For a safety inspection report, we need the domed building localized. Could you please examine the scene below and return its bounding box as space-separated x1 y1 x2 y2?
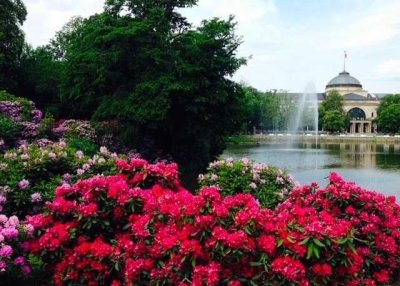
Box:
320 69 380 133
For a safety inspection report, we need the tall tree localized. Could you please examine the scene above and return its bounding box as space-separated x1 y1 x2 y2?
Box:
377 94 400 134
321 90 344 111
61 1 246 172
105 0 197 29
320 90 348 133
49 16 85 61
18 45 63 115
0 0 27 93
322 110 346 133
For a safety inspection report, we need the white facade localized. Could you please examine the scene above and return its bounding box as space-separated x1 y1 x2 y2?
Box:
324 70 380 134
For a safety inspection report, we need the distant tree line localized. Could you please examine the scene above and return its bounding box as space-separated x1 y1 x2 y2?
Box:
239 86 297 133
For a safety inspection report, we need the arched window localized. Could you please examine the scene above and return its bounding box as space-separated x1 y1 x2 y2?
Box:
348 108 366 120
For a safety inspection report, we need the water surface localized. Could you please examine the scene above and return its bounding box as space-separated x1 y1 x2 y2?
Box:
223 142 400 198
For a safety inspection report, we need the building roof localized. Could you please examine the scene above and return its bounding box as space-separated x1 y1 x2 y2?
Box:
326 71 362 88
343 93 368 100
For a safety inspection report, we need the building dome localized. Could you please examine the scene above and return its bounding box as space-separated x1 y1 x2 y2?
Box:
326 71 362 88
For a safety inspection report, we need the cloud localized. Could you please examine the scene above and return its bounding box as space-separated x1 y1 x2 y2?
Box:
329 1 400 49
185 0 277 25
377 60 400 77
183 0 280 49
20 0 400 93
23 0 103 47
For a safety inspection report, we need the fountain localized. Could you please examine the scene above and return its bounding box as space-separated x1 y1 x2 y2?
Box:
288 82 319 146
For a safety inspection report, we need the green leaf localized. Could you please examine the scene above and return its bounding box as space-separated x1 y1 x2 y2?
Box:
348 242 356 253
299 237 309 245
307 245 313 260
250 262 263 266
313 238 325 247
313 245 320 259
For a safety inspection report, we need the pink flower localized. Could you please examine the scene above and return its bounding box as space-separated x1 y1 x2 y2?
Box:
76 150 84 159
0 245 13 258
18 179 30 189
8 216 19 227
31 193 42 203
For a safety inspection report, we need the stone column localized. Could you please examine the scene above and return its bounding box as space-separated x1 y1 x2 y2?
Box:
360 123 364 133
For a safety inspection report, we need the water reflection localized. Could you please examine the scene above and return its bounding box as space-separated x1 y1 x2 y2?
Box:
267 142 400 171
223 142 400 197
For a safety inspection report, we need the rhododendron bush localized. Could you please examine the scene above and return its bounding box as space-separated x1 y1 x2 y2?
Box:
0 214 34 281
0 91 43 147
272 173 400 285
0 141 121 217
24 159 400 286
198 158 294 208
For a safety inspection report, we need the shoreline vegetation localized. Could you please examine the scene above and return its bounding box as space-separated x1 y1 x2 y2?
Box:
226 134 400 146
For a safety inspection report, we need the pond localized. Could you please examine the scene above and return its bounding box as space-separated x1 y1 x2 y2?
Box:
223 142 400 198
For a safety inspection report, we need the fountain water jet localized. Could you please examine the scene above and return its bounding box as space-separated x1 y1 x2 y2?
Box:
288 82 319 146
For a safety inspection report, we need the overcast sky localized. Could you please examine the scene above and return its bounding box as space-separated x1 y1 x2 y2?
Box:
22 0 400 93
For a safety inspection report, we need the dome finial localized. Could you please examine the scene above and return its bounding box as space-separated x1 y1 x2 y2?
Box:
343 50 348 71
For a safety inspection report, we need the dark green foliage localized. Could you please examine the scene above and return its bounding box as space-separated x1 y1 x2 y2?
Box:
37 116 55 138
49 16 85 61
322 110 347 133
377 94 400 134
0 90 35 121
320 90 348 133
0 114 21 141
105 0 197 29
198 158 294 209
66 136 99 156
60 2 246 172
240 87 298 132
377 94 400 116
241 86 276 132
0 141 119 218
0 0 27 94
321 90 344 111
18 45 63 114
1 0 247 174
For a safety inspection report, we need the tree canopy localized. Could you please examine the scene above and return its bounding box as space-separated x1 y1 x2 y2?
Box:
57 1 246 172
0 0 248 174
377 94 400 134
0 0 27 93
320 90 348 133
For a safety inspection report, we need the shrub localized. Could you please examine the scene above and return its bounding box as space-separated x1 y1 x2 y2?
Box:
37 116 55 139
0 91 40 123
0 91 43 146
0 114 21 142
0 140 120 217
26 164 400 286
271 173 400 285
66 136 99 156
0 214 33 280
53 120 96 141
52 119 130 155
198 157 294 208
27 159 271 286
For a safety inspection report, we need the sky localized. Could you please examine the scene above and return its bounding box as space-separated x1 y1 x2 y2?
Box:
22 0 400 93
